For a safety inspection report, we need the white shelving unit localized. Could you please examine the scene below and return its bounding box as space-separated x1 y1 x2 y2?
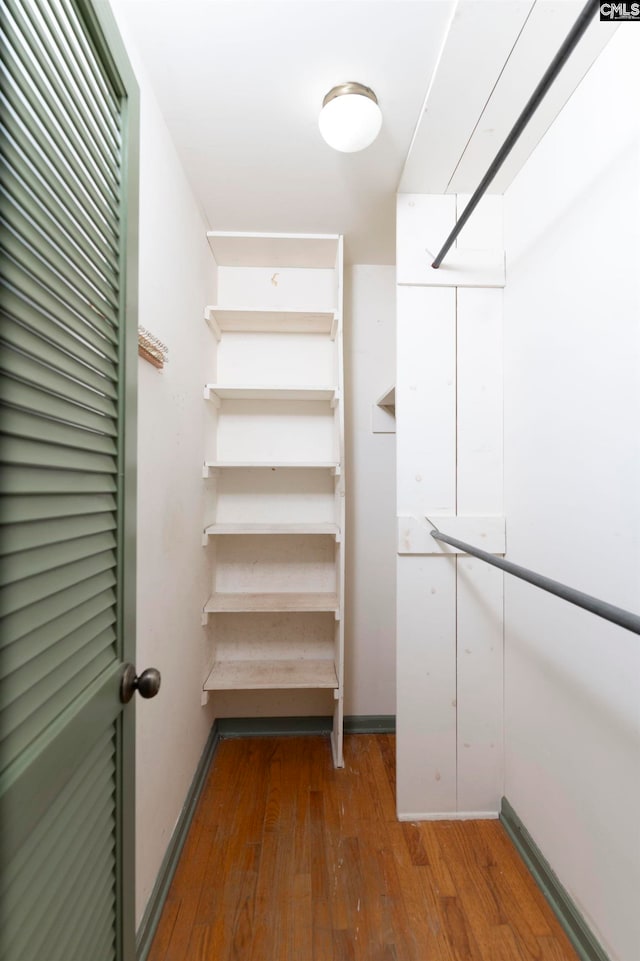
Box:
201 231 345 767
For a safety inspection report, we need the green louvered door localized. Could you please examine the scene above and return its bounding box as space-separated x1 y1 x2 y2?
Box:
0 0 139 959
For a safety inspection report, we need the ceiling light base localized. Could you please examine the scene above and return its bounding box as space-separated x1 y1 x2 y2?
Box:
319 82 382 153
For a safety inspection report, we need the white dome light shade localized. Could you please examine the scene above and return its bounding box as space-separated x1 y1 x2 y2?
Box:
319 83 382 153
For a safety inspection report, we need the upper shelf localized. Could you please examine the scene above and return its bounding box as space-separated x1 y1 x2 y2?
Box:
203 461 341 475
204 385 339 403
204 307 338 339
206 232 340 269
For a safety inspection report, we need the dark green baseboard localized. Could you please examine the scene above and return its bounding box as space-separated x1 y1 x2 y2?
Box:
136 715 395 958
136 721 220 961
345 714 396 734
217 714 396 737
500 797 610 961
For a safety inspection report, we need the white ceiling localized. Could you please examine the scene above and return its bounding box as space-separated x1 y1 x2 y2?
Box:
112 0 616 264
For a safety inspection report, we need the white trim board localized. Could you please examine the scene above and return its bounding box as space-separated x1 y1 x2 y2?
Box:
397 515 505 555
398 249 505 288
397 811 500 822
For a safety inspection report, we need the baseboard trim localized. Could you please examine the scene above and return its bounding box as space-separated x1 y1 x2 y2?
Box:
500 797 610 961
397 810 499 822
345 714 396 734
217 715 332 737
217 714 396 737
136 721 220 961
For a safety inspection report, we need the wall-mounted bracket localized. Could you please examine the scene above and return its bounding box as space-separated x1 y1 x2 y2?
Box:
373 384 396 433
204 306 222 341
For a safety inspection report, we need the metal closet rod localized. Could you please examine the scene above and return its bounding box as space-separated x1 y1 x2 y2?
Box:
431 0 600 269
430 528 640 637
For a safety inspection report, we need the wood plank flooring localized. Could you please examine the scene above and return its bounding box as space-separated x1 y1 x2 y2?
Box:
148 734 579 961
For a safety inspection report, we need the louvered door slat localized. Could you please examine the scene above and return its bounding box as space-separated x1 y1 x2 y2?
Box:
1 275 119 365
7 0 120 181
1 286 118 383
0 464 117 495
0 121 120 277
3 1 120 197
3 763 114 943
0 512 116 553
2 182 119 320
2 406 117 456
5 530 116 584
3 735 117 961
1 491 116 525
0 378 118 436
0 322 117 406
0 51 120 235
1 434 117 473
63 875 117 961
31 0 120 152
51 843 117 960
37 0 121 140
1 548 116 616
1 730 112 896
3 155 119 306
1 569 116 650
2 589 116 676
0 16 120 227
0 339 118 414
1 192 119 331
84 904 117 961
0 0 137 955
5 611 115 700
3 233 119 342
2 638 115 767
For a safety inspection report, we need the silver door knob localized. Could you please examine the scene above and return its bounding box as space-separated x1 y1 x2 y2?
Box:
120 664 161 703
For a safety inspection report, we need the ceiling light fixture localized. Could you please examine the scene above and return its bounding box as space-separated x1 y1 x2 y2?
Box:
319 82 382 153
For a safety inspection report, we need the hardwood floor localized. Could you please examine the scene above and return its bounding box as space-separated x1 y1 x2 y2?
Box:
148 734 579 961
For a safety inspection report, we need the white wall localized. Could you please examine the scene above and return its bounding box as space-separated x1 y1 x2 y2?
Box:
503 28 640 961
111 4 399 930
344 266 397 716
109 1 216 928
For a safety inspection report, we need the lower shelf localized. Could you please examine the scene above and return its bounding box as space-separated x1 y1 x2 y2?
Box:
203 522 340 538
204 592 339 613
204 658 339 691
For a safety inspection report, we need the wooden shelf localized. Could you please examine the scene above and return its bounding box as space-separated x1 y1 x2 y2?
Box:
204 591 339 614
204 461 340 472
204 306 337 338
204 658 338 691
204 384 339 402
204 522 340 538
206 232 339 269
201 230 345 765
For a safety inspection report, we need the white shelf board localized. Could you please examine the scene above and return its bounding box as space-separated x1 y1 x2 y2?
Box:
204 591 339 613
204 384 338 402
204 461 340 472
204 522 340 537
206 232 340 269
204 658 338 691
204 306 337 337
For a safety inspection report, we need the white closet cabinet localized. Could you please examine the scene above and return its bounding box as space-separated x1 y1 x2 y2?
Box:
201 232 345 767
